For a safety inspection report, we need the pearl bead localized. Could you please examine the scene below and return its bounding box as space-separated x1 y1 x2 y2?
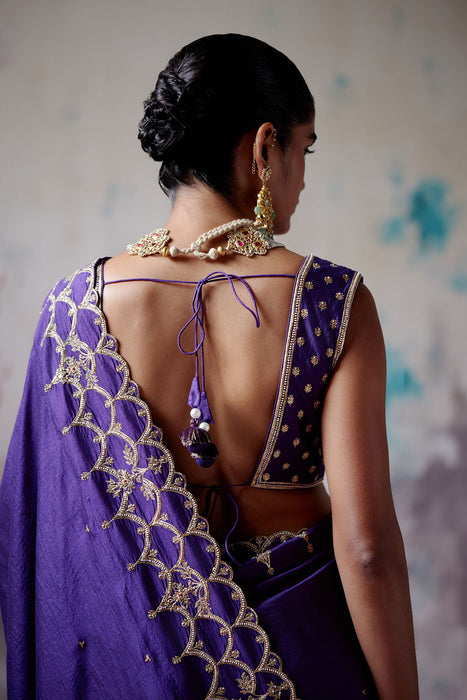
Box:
190 408 201 419
208 248 218 260
169 246 179 256
199 421 210 432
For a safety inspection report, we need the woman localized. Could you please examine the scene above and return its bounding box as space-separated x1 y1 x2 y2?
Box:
0 34 418 699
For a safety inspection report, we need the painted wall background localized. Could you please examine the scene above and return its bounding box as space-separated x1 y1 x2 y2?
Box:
0 0 466 697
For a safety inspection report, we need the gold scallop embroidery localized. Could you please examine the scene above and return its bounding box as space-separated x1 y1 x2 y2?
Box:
311 355 319 366
45 263 297 697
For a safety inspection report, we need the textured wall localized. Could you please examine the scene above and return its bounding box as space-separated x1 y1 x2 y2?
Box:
1 1 466 698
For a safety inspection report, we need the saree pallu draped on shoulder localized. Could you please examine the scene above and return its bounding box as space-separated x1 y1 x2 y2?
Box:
0 262 377 699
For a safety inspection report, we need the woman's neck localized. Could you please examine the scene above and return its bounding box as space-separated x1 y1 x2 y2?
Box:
165 183 252 249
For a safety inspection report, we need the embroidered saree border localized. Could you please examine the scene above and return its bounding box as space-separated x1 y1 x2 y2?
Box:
249 255 314 489
42 262 298 700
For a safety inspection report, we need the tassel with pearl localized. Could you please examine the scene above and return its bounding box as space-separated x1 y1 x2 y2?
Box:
179 407 219 468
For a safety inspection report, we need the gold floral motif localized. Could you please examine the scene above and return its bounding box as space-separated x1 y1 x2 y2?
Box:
330 319 338 330
297 409 304 419
296 336 305 347
335 292 344 301
281 424 289 433
311 355 319 366
314 327 322 337
324 276 333 285
305 424 312 432
343 273 350 282
281 463 290 470
292 366 300 377
292 438 300 447
302 452 310 460
305 281 313 290
318 301 327 311
273 450 281 459
291 475 299 483
287 395 294 405
304 384 312 393
300 308 308 319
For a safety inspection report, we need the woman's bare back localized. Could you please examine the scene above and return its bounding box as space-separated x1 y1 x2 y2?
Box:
102 247 331 541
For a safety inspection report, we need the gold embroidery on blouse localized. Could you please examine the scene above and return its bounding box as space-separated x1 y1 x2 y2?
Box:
296 336 305 347
292 366 300 377
318 301 327 310
43 263 297 700
287 395 294 405
330 319 338 329
304 384 312 393
305 281 313 290
324 276 333 285
335 292 344 301
292 438 300 447
250 256 313 490
332 271 362 369
325 348 333 358
314 327 322 337
297 409 304 419
273 450 281 458
311 355 319 366
300 308 308 319
343 273 350 282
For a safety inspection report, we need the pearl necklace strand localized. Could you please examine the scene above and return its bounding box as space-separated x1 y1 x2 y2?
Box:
169 218 253 260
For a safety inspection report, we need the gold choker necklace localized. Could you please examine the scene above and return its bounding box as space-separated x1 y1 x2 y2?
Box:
127 218 284 260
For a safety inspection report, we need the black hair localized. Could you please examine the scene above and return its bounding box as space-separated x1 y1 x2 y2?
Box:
138 34 314 198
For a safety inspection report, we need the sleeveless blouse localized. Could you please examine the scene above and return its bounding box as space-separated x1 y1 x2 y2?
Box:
101 254 362 490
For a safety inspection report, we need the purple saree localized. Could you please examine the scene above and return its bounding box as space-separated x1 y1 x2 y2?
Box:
0 259 377 699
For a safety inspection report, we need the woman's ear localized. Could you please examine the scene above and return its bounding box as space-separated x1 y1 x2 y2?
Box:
252 122 277 177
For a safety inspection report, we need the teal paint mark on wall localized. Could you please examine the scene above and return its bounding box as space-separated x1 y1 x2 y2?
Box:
334 74 349 90
450 272 467 294
386 347 423 407
408 180 457 254
380 178 458 255
381 216 406 243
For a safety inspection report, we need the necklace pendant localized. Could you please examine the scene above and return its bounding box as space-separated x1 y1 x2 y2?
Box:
226 227 275 257
127 228 170 257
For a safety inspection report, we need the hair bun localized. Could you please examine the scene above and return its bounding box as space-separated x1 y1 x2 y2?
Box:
138 68 187 161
